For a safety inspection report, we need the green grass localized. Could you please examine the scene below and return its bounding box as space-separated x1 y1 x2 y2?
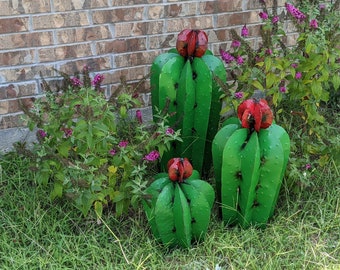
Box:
1 152 339 270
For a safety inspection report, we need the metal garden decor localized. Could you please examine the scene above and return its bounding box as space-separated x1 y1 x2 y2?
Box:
212 98 290 228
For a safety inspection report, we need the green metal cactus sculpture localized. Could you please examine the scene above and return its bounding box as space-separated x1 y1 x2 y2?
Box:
142 158 215 248
212 98 290 228
150 29 227 174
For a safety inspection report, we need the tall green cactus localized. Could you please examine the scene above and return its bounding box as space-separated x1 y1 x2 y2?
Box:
142 158 215 248
212 98 290 228
150 29 226 174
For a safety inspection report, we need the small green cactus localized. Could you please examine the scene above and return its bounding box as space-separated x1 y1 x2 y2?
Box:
142 158 215 248
212 98 290 228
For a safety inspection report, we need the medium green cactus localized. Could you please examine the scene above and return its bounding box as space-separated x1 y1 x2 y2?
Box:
212 98 290 228
150 29 226 174
142 158 215 248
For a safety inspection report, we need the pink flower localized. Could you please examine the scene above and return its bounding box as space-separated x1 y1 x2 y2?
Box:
92 74 104 86
295 72 302 79
118 141 128 148
319 4 326 10
136 110 142 124
291 63 298 68
63 128 73 138
234 92 244 99
285 3 306 23
279 86 287 93
241 25 249 37
144 150 160 162
231 40 241 48
220 48 235 64
272 16 279 24
165 127 175 135
70 77 82 87
259 12 268 20
305 163 312 170
109 149 116 156
236 55 244 65
309 19 318 29
38 129 47 138
265 48 273 55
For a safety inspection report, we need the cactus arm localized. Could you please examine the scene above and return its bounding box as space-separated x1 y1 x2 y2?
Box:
154 182 177 246
150 52 180 116
238 131 261 228
173 183 192 248
176 60 196 158
220 128 249 225
201 54 227 174
184 179 215 209
142 176 172 239
191 57 213 172
212 124 240 203
266 124 290 218
180 182 212 240
251 126 285 227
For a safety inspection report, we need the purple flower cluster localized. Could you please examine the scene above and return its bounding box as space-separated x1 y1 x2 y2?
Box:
259 11 268 20
71 77 82 87
241 25 249 37
234 92 244 99
136 110 142 124
92 74 104 86
144 150 160 162
118 141 128 148
165 127 175 135
285 3 306 23
309 19 318 29
220 48 235 64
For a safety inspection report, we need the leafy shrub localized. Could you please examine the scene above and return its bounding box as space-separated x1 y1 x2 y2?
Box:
22 67 181 217
219 0 340 164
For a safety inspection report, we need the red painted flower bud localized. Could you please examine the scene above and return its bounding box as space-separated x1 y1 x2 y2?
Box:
167 158 193 182
237 98 273 132
176 29 208 58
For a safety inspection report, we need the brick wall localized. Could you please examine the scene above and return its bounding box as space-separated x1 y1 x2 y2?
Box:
0 0 287 131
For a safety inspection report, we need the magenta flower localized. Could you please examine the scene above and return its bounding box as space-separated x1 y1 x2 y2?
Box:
38 129 47 138
309 19 318 29
118 141 128 148
231 40 241 48
272 16 279 24
109 149 116 156
136 110 142 124
305 163 312 170
92 74 104 86
319 4 326 10
165 127 175 135
265 48 273 55
259 12 268 20
220 48 235 64
70 77 82 87
144 150 160 162
234 91 244 99
291 63 298 68
236 55 244 65
285 3 306 23
279 86 287 93
295 72 302 79
241 25 249 37
63 128 73 138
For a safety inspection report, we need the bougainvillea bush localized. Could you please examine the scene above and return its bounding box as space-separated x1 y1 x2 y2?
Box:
219 0 339 164
23 67 181 217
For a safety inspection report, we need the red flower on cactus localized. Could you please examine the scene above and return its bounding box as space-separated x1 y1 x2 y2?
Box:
167 158 193 182
237 98 273 132
176 29 208 58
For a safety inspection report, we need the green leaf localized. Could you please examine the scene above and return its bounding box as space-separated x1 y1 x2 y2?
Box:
57 141 71 158
266 73 278 89
252 80 264 90
94 201 103 217
311 82 322 100
50 182 63 200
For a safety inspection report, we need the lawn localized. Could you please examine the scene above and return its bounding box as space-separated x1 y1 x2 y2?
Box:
0 151 339 270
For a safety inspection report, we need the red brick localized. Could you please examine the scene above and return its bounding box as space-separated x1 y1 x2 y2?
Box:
149 34 176 50
57 57 112 76
92 7 144 24
112 0 162 5
57 26 111 44
54 0 110 11
0 17 29 34
97 38 147 54
167 15 214 32
114 51 159 68
0 0 51 16
32 12 89 30
114 22 164 37
0 65 55 83
216 11 261 28
0 32 53 50
38 44 93 62
0 50 35 66
0 114 27 129
199 0 243 14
